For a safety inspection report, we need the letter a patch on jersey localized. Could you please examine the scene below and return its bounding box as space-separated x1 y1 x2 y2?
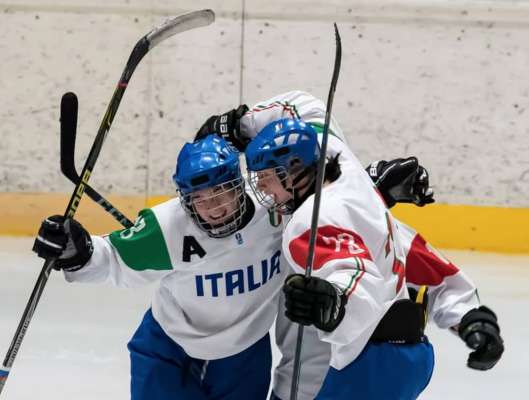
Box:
182 235 206 262
289 225 372 271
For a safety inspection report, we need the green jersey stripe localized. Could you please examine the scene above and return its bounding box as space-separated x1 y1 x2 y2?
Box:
109 208 173 271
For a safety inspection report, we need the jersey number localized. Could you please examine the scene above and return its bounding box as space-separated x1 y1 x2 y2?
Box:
321 233 365 255
120 216 146 239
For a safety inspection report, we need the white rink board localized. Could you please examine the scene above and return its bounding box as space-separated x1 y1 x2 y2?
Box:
0 237 527 399
1 1 529 207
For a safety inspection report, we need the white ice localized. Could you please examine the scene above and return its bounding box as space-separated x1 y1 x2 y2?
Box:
1 237 528 399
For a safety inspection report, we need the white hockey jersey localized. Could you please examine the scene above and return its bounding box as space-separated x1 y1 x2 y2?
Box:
242 90 408 370
240 91 344 143
241 91 479 399
64 192 288 360
272 220 480 400
283 141 407 370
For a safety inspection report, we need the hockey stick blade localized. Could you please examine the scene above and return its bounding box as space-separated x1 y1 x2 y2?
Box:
0 11 214 395
290 24 342 400
122 10 215 82
147 9 215 49
60 92 79 181
59 92 134 228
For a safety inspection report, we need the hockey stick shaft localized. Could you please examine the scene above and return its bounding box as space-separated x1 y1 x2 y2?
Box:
84 186 134 228
289 23 342 400
0 10 214 395
60 93 134 228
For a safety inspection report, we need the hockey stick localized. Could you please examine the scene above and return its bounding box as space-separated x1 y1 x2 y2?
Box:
60 92 134 229
0 10 215 395
289 23 342 400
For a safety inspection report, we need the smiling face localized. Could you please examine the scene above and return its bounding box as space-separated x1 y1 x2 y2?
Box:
190 181 241 227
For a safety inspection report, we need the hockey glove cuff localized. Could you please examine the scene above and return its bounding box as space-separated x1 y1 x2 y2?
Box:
458 305 504 370
366 157 435 208
283 274 347 332
194 105 250 151
33 215 93 272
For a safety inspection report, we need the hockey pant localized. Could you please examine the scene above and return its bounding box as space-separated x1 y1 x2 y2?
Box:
270 339 434 400
316 339 434 399
128 309 272 400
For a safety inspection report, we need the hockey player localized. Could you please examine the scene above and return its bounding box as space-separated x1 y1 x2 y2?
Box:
195 90 502 399
269 159 504 400
270 211 505 400
241 92 504 399
33 134 287 400
32 103 434 399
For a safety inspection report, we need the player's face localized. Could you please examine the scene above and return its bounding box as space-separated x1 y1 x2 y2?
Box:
191 183 239 226
254 167 293 206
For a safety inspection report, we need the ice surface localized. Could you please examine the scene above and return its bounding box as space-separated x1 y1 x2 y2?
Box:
1 237 527 399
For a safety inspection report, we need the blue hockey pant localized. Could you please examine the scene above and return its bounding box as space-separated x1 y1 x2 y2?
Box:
271 339 434 400
128 309 272 400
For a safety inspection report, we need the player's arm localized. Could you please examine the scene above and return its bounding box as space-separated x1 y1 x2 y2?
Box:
33 209 174 288
401 222 504 370
196 98 435 209
283 255 397 347
194 91 334 150
282 216 400 347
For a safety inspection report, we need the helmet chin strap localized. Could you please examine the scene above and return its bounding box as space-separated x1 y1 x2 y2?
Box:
282 164 317 214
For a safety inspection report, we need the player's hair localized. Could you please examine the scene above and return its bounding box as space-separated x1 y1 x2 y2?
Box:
324 153 342 183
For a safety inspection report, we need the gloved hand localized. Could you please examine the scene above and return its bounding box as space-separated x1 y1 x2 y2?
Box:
32 215 93 271
458 306 504 370
194 104 249 151
283 274 347 332
366 156 434 208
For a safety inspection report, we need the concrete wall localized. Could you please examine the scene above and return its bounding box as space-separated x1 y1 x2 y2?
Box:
2 0 529 207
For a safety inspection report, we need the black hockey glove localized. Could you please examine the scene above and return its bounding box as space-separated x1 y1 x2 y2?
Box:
32 215 93 272
458 306 504 370
283 274 347 332
366 156 434 208
194 104 250 151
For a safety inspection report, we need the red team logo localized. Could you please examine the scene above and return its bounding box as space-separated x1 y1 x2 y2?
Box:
289 225 373 271
405 234 459 286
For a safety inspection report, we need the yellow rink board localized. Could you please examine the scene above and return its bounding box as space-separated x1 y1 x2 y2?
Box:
1 193 528 254
391 203 529 254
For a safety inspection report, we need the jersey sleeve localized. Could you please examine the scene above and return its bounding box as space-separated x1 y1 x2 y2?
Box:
240 90 346 142
64 208 175 288
284 201 405 348
397 221 479 329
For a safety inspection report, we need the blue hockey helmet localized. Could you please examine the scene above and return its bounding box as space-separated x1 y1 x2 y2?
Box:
174 134 241 195
244 118 320 214
173 135 246 238
245 118 320 172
